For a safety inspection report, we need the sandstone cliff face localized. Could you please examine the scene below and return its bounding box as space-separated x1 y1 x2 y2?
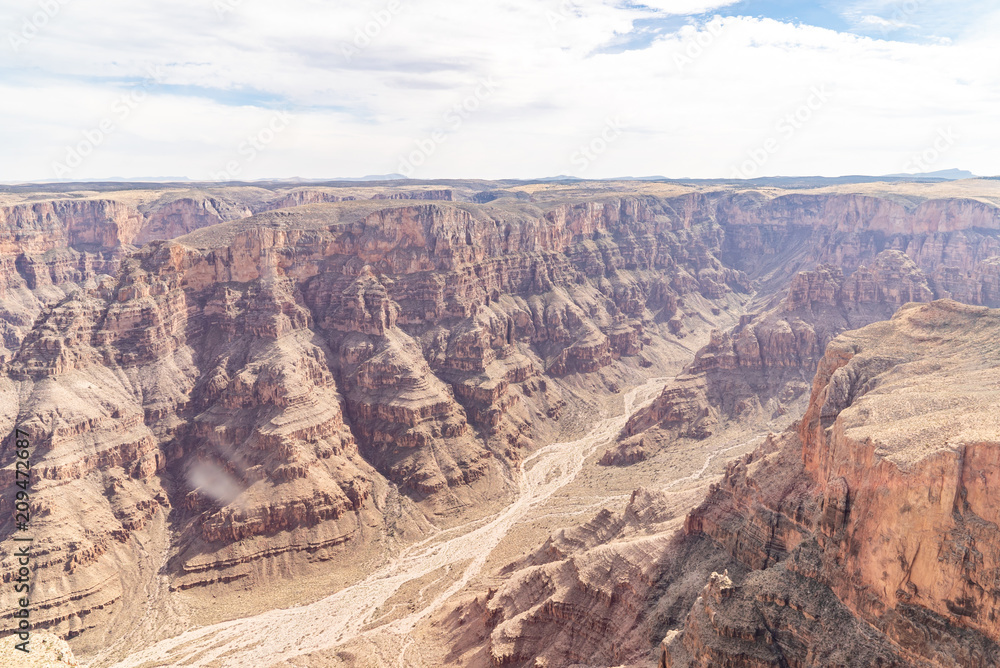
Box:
330 268 492 496
134 196 255 244
614 194 1000 456
622 250 938 455
663 300 1000 667
262 189 357 211
5 186 1000 659
258 187 451 213
0 199 141 361
166 274 384 591
435 488 704 667
715 193 1000 280
0 199 144 251
371 189 454 201
0 190 467 364
6 189 998 370
0 195 748 644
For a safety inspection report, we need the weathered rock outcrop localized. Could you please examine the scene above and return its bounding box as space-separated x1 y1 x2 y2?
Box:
715 193 1000 282
0 631 80 666
0 199 144 250
6 184 1000 661
330 267 492 496
135 196 255 244
167 274 384 591
621 250 942 454
662 300 1000 667
0 190 476 363
0 195 747 646
371 189 454 201
436 488 698 667
471 190 532 204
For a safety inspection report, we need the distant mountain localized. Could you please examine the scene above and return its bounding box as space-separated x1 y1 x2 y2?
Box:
2 176 195 184
2 174 411 186
332 174 409 182
262 174 410 183
527 172 980 186
666 172 980 189
532 175 585 182
882 168 977 180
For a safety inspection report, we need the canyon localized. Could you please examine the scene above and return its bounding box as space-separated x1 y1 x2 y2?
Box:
1 178 999 666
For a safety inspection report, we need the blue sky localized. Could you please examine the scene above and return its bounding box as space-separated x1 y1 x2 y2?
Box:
729 0 994 42
1 0 998 181
717 1 850 30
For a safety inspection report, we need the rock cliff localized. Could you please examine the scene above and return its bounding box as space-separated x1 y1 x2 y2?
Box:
4 183 1000 663
0 188 466 363
0 194 748 647
436 487 700 667
662 300 1000 667
621 228 1000 459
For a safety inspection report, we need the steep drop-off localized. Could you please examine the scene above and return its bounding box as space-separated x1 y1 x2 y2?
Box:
663 300 1000 667
4 183 1000 664
0 194 748 650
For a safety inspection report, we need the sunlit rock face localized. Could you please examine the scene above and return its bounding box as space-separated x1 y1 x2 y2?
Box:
4 182 1000 663
663 301 1000 667
0 192 752 643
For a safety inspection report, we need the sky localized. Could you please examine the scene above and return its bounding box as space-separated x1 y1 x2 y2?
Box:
1 0 998 182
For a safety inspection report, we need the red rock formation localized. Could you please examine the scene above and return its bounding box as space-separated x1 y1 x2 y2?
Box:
437 488 694 667
0 199 143 250
624 250 940 451
663 300 1000 667
6 185 1000 658
0 194 749 643
264 189 356 210
371 189 454 201
331 268 492 495
135 196 254 244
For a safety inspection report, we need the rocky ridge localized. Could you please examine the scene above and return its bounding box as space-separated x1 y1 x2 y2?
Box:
663 300 1000 667
622 250 937 445
0 187 455 362
436 299 1000 668
0 193 748 650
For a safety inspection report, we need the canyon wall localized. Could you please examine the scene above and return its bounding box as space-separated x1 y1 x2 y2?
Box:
0 195 748 645
0 188 458 363
3 185 1000 658
450 300 1000 668
623 191 1000 454
663 300 1000 667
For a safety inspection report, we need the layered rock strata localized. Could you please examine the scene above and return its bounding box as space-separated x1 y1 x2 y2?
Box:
436 488 702 667
0 195 747 643
621 250 942 455
0 189 461 361
662 300 1000 667
441 299 1000 668
5 185 1000 658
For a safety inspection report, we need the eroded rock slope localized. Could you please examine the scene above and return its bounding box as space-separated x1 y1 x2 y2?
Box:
663 300 1000 667
0 194 748 648
4 181 1000 664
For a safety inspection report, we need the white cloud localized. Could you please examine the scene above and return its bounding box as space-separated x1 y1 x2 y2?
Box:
856 14 916 30
1 1 999 180
629 0 740 15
